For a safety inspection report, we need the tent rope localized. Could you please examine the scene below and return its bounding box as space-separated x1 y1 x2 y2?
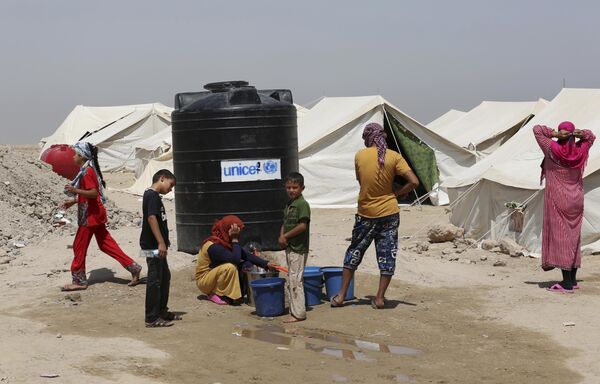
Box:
469 189 541 247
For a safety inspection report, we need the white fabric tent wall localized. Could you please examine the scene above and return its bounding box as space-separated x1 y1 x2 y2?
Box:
133 127 172 177
40 103 173 172
432 100 547 157
298 96 477 207
123 151 175 199
446 88 600 253
427 109 466 131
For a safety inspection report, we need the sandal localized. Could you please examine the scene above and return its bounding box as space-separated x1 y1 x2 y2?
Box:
145 318 174 328
208 294 228 305
161 311 183 321
546 283 574 294
127 263 142 286
371 298 385 309
330 294 344 308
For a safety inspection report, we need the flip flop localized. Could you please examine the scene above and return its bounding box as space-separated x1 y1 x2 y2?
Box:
546 283 574 293
573 284 580 290
330 294 344 308
208 294 228 305
371 298 385 309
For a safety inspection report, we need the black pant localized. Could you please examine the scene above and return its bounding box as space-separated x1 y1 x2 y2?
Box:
145 257 171 323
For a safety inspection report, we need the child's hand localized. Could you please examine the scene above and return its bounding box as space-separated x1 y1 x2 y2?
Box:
158 242 168 258
64 184 77 194
59 200 76 210
278 235 288 249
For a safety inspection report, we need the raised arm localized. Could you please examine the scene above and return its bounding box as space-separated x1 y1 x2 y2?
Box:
533 125 555 155
579 129 596 147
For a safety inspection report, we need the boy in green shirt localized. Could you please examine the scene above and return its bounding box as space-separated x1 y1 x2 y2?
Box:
279 172 311 323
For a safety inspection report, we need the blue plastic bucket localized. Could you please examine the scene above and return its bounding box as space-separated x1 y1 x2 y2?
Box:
322 267 354 301
250 277 285 317
303 270 324 306
304 266 322 273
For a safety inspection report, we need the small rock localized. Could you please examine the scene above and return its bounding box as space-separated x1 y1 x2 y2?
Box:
56 333 62 338
488 273 495 276
481 239 498 251
441 249 452 255
0 256 11 265
414 241 429 253
480 255 488 261
499 237 523 257
427 223 464 243
491 247 502 253
493 260 507 267
562 322 575 327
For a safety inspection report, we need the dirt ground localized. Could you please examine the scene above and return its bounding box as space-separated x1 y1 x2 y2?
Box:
1 147 600 383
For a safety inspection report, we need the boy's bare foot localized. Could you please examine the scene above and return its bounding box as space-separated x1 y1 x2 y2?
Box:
282 315 305 323
128 275 141 287
61 283 87 291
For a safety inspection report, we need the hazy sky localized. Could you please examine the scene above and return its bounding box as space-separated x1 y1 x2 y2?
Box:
2 0 600 144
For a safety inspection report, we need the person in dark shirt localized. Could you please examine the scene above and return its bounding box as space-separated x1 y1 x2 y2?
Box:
195 215 279 305
141 169 177 327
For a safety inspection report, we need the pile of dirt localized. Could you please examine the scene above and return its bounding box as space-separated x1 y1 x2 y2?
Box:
0 146 139 257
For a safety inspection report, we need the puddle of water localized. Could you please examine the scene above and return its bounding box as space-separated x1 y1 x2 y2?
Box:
233 323 422 364
306 343 376 362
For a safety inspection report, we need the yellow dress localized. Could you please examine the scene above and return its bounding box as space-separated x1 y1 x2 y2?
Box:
195 241 242 300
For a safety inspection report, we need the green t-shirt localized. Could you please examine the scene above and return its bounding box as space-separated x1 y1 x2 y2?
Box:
283 195 311 254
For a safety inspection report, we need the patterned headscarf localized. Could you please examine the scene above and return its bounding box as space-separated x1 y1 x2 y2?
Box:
362 122 388 168
66 142 107 204
202 215 245 250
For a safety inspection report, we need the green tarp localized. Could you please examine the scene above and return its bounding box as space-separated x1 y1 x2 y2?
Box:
385 114 439 193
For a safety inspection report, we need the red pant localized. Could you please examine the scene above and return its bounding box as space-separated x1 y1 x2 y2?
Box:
71 225 136 285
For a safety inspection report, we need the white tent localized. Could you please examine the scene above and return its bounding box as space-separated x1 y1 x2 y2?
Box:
298 96 476 207
124 150 175 199
132 127 172 177
40 103 173 172
431 100 548 157
427 109 466 131
445 88 600 254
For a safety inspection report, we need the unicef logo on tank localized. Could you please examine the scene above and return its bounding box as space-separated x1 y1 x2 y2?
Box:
221 158 281 182
263 160 278 175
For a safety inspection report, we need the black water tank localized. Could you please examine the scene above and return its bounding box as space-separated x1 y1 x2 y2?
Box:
171 81 298 254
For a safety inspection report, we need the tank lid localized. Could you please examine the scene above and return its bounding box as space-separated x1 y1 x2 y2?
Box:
204 81 250 92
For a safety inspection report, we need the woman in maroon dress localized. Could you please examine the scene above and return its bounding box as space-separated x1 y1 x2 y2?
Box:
533 121 595 293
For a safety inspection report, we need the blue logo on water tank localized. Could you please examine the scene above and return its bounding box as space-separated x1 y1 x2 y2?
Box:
264 160 278 174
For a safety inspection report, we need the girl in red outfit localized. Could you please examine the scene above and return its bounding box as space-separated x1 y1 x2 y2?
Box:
60 142 142 291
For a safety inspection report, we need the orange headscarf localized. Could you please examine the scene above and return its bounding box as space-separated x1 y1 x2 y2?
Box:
202 215 245 249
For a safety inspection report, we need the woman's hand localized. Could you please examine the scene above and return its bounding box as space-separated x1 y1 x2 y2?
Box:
572 129 583 139
228 223 241 241
267 261 280 270
554 130 571 140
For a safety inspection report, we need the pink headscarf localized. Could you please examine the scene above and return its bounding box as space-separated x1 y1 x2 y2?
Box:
550 121 589 169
